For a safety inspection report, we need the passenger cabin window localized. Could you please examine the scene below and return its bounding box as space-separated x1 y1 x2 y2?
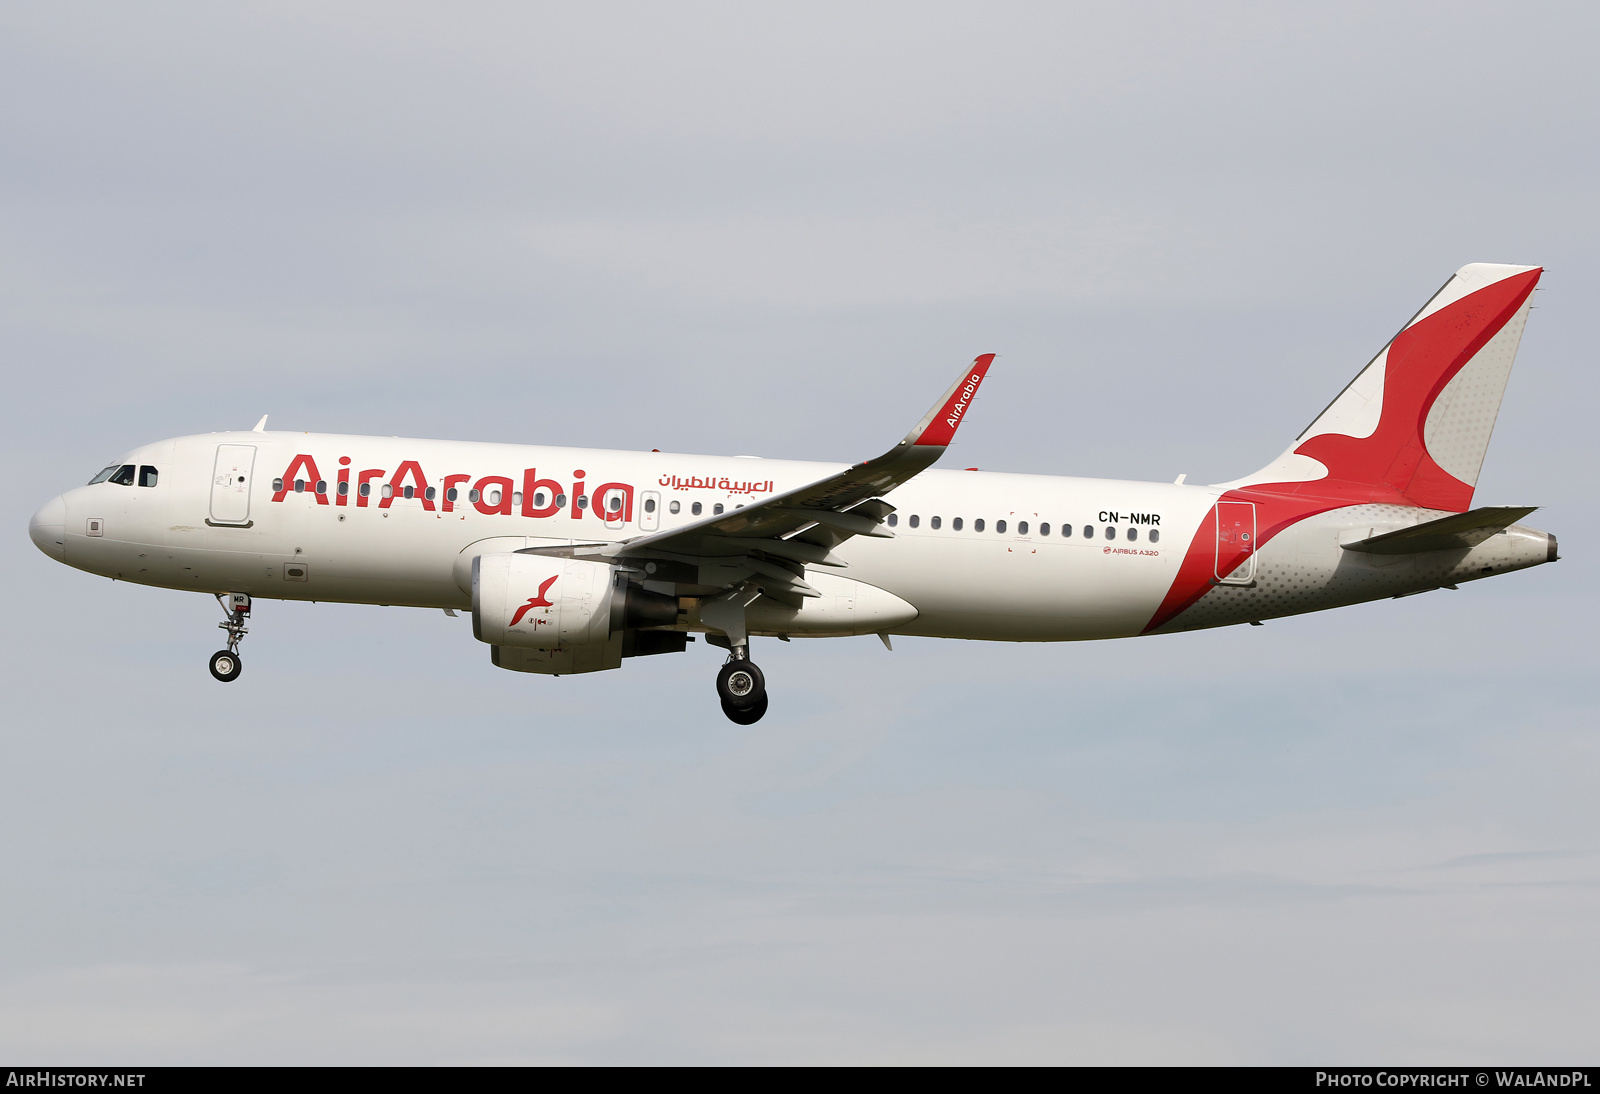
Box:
975 518 985 532
712 503 723 515
1149 529 1160 543
385 484 397 500
931 516 941 530
363 483 375 498
88 465 121 485
1040 523 1050 536
577 494 589 510
556 493 567 507
425 487 437 501
445 487 457 502
952 517 963 531
1105 526 1115 539
403 485 414 499
1062 523 1072 537
316 480 327 495
340 482 351 497
1017 521 1028 535
669 500 681 514
1082 525 1093 538
138 465 159 488
273 477 285 492
467 488 479 502
533 490 548 507
512 491 522 507
109 464 136 486
908 515 919 528
996 519 1007 534
643 498 657 513
692 502 702 516
886 513 898 527
1127 527 1138 541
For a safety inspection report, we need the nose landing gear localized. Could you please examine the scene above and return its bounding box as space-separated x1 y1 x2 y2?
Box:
209 592 249 682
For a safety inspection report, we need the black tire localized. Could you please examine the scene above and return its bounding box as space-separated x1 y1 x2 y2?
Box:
716 659 765 710
721 692 768 725
209 649 242 682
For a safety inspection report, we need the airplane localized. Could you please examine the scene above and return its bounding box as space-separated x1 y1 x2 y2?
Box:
27 262 1557 724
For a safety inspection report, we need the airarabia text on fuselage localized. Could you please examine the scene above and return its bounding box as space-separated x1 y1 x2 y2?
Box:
658 474 774 494
268 454 711 522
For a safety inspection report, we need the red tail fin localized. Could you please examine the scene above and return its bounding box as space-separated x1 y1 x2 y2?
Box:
1232 263 1541 511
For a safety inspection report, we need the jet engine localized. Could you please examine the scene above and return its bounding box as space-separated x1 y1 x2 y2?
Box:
472 552 678 651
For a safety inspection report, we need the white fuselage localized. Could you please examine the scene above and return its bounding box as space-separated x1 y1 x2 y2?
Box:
33 430 1554 643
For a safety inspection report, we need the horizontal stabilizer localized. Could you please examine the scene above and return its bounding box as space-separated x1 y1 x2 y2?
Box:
1341 505 1537 555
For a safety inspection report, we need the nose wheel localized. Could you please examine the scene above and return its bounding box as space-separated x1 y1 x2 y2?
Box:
210 592 250 683
209 649 242 682
716 656 767 724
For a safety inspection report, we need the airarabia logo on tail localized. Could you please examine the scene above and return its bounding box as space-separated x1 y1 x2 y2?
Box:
508 575 559 627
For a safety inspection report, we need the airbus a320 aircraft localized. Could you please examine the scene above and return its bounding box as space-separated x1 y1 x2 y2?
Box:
28 263 1556 723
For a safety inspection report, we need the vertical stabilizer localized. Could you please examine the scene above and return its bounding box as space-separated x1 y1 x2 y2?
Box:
1226 263 1541 511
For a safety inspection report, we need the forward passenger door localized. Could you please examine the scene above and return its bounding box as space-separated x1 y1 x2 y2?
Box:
209 445 256 526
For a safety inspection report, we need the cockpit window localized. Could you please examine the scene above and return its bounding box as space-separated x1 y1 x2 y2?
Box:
108 464 137 486
139 465 158 488
88 465 121 485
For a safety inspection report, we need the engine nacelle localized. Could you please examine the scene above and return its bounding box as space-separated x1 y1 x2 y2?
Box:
472 552 679 650
473 554 614 649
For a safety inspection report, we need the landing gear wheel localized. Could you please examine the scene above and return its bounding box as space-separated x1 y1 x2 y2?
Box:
721 692 768 725
209 649 242 682
716 659 766 710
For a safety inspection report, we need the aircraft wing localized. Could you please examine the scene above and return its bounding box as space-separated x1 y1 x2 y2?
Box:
529 354 993 604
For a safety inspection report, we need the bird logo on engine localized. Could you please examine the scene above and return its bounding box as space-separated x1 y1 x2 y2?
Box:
508 575 559 627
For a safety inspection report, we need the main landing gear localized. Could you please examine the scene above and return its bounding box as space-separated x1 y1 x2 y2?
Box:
209 592 250 683
717 653 768 725
701 587 768 724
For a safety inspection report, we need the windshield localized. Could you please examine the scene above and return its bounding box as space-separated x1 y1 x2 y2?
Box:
87 464 121 485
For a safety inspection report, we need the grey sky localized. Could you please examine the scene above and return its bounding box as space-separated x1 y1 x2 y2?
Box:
2 2 1596 1063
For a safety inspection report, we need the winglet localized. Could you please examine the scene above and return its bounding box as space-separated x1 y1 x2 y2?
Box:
252 414 269 432
904 354 994 447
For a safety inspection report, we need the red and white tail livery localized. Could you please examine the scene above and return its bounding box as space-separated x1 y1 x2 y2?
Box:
28 266 1556 722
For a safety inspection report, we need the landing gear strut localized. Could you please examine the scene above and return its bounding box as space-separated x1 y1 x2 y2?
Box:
209 592 249 682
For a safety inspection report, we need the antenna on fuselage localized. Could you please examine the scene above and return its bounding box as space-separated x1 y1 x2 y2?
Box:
252 415 268 432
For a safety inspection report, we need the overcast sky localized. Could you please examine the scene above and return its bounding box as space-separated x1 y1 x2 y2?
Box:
2 1 1597 1064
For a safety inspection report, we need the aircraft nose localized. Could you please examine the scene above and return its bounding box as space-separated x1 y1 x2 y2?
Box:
29 494 66 561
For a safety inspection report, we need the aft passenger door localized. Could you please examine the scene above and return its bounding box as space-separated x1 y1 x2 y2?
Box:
209 444 256 526
1214 500 1256 585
